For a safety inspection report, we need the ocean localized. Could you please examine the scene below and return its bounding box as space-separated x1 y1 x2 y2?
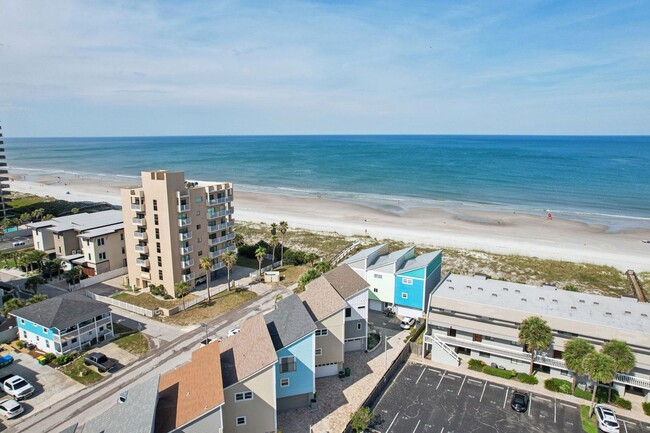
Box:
6 135 650 231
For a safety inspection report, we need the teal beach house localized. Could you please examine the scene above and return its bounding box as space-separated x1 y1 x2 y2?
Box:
393 250 443 318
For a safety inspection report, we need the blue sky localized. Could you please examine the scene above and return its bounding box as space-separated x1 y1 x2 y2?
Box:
1 0 649 136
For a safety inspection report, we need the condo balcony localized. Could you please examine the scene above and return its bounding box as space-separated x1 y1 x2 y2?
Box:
207 233 235 246
207 208 234 220
135 258 150 267
208 245 236 259
179 232 192 241
130 202 144 211
178 217 192 227
207 196 234 206
208 221 234 232
180 245 193 255
133 231 147 240
211 262 225 272
182 273 195 282
178 203 191 212
134 245 149 254
133 217 146 226
181 259 195 269
141 272 151 280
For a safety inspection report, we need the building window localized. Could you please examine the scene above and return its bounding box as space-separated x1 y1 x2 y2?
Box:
374 274 382 279
120 233 124 241
478 352 490 358
99 326 104 331
43 327 48 333
280 356 296 373
373 288 378 293
315 348 322 356
280 378 290 387
357 323 362 330
195 196 203 203
62 341 68 348
402 277 413 285
22 331 26 338
198 250 203 257
197 237 202 243
88 253 91 260
59 247 62 253
401 292 408 299
121 247 125 254
196 210 200 216
153 200 158 211
155 229 160 240
234 391 253 402
97 238 105 246
157 257 162 267
196 224 201 230
45 340 50 348
71 338 78 344
20 319 25 325
156 243 161 253
315 329 329 337
345 308 351 318
158 270 163 279
154 214 159 225
236 416 246 426
99 252 106 260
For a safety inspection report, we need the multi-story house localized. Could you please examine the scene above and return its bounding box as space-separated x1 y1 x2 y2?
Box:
220 314 278 433
423 273 650 401
264 295 317 411
29 210 126 276
11 292 114 354
121 170 235 297
344 244 442 318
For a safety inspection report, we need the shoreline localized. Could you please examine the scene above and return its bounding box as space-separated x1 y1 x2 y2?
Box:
6 170 650 272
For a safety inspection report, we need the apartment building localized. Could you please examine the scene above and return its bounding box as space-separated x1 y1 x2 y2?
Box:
423 274 650 400
29 210 125 276
0 124 9 219
121 170 235 297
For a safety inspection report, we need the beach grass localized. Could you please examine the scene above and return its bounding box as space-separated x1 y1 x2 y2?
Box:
111 292 190 310
113 332 149 357
161 288 257 326
7 192 115 218
60 357 104 386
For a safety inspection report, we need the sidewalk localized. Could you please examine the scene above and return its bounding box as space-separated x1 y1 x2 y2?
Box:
411 353 650 424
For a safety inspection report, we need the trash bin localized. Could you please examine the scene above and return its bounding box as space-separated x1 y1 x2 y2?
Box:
344 367 351 377
37 355 47 366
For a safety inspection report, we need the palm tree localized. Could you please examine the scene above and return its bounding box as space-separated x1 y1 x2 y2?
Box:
279 221 288 265
27 294 48 305
270 235 278 264
221 250 238 290
234 233 245 247
583 352 617 418
518 316 553 375
174 281 190 309
563 338 595 394
51 258 63 280
298 267 321 289
270 222 278 236
306 253 319 266
31 250 46 272
601 340 635 402
199 256 214 302
24 276 45 295
255 246 266 278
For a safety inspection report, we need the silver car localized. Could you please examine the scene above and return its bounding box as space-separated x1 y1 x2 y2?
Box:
594 404 620 433
399 317 416 330
0 398 24 419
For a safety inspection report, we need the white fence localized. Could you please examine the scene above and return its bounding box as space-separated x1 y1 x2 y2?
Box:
69 267 127 291
249 261 282 278
85 290 156 318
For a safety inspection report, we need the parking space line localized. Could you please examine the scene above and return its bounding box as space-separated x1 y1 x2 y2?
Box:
436 371 447 390
489 384 504 389
480 381 487 402
535 395 552 402
503 386 509 408
622 420 629 433
467 378 482 385
554 398 557 423
386 412 399 433
447 373 462 379
440 428 444 433
428 368 441 374
560 402 577 409
457 375 467 395
416 367 426 385
413 419 421 433
528 394 533 416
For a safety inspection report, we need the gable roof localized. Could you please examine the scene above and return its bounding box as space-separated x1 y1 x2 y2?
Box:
299 279 346 322
11 292 110 330
264 294 316 351
156 342 225 433
368 246 413 270
397 250 442 274
318 265 370 300
83 375 159 433
343 244 386 265
220 315 277 388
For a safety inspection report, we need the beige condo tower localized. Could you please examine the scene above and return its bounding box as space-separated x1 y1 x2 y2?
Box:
121 170 235 297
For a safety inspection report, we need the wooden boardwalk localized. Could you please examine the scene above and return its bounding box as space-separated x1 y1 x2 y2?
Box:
626 269 648 302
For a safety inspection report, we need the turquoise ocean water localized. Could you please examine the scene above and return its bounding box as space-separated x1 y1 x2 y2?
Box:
5 135 650 231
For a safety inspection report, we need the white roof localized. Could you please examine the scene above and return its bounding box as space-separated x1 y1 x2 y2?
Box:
78 223 124 239
28 210 123 234
344 244 387 265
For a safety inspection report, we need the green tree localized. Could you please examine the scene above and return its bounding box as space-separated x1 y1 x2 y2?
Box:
1 218 12 229
298 268 321 289
27 294 48 305
233 233 245 247
305 253 319 266
563 338 595 394
255 246 266 278
583 352 617 418
19 212 32 224
24 276 45 294
31 208 45 221
174 281 190 309
270 222 278 236
279 221 288 264
221 250 238 290
314 261 334 274
270 234 278 264
518 316 553 375
199 256 214 302
3 298 26 317
601 340 635 402
350 407 373 433
30 250 47 271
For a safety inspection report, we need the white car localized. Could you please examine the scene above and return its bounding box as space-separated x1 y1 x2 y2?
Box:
0 398 24 419
594 404 620 433
227 328 241 337
399 317 416 330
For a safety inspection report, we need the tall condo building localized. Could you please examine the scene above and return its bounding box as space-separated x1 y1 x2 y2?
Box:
0 124 9 219
121 170 235 297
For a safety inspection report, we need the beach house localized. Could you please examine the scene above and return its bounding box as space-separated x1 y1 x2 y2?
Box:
344 244 442 318
28 210 126 276
264 295 317 411
220 315 278 433
11 292 113 355
121 170 235 297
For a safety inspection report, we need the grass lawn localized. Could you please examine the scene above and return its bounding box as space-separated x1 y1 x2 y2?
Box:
162 289 257 326
112 322 134 335
7 192 115 218
60 357 104 386
580 405 598 433
276 265 308 286
113 332 150 357
237 255 271 270
112 292 191 310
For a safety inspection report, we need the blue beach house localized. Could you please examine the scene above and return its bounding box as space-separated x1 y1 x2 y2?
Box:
264 294 317 411
393 250 443 318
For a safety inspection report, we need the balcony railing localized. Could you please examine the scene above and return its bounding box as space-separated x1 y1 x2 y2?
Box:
180 245 193 255
135 258 150 267
134 245 148 254
208 233 235 246
133 231 147 240
182 273 195 282
179 232 192 241
130 203 144 211
178 204 191 212
209 245 236 259
207 196 233 206
132 217 146 226
208 221 234 233
211 262 225 271
207 208 234 220
178 218 192 227
181 259 194 269
141 272 151 280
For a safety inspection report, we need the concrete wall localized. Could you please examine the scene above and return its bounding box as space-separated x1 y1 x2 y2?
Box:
32 228 54 251
223 364 277 433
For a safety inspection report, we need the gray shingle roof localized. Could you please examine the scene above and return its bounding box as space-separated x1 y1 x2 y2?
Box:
11 292 110 330
397 251 442 274
343 244 387 265
264 294 316 351
368 246 413 270
318 265 369 300
299 279 346 322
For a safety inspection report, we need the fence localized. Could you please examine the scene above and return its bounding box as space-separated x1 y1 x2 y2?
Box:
85 290 156 318
161 291 210 316
249 261 282 278
69 267 127 291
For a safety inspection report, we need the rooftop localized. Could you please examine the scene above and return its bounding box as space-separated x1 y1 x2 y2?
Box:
156 342 225 433
300 278 347 322
28 210 123 234
77 222 124 239
82 375 159 433
220 314 277 388
318 264 370 299
343 244 387 265
397 250 442 274
11 292 110 330
265 294 317 351
368 246 413 270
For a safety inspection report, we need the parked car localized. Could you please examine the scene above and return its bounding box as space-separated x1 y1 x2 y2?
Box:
227 328 241 337
0 375 35 400
510 391 529 413
84 352 118 373
0 355 13 369
0 398 24 419
399 317 416 330
594 404 620 433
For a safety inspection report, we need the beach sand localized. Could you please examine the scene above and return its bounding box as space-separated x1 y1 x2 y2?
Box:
7 171 650 272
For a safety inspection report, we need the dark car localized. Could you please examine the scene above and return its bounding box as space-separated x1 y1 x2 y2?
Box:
84 352 118 373
510 391 529 413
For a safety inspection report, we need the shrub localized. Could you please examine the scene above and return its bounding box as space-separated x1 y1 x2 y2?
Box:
43 353 56 363
482 365 517 379
283 249 308 266
468 359 485 372
612 396 632 410
516 373 539 385
54 354 73 366
642 402 650 416
350 407 373 433
544 378 572 394
15 340 25 349
149 284 167 297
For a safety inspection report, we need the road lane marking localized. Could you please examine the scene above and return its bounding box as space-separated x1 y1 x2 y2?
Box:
480 381 487 402
436 371 447 390
458 376 467 395
503 386 509 408
440 428 444 433
416 367 426 385
413 419 421 433
386 412 400 433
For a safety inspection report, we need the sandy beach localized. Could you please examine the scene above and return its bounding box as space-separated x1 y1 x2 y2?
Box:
7 170 650 272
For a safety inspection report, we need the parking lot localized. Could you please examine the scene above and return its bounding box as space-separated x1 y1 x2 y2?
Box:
373 363 650 433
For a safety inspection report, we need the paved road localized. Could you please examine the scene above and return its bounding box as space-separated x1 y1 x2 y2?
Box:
9 284 291 433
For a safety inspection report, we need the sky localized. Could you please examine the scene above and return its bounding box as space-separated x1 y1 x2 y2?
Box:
1 0 650 137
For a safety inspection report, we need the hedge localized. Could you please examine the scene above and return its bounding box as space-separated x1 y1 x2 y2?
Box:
544 378 572 394
612 396 632 410
545 378 629 408
643 402 650 417
516 373 539 385
468 359 485 372
482 365 517 379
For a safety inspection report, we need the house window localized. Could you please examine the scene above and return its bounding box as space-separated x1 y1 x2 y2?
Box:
120 233 124 241
234 391 253 402
357 323 362 330
373 288 378 293
97 238 105 246
401 292 408 299
20 319 25 326
345 308 351 318
315 329 329 337
402 277 413 285
99 252 106 260
236 416 246 426
43 327 48 333
280 356 296 373
374 274 382 279
153 200 158 211
88 253 91 260
45 340 50 348
280 378 290 387
315 348 322 356
22 331 27 338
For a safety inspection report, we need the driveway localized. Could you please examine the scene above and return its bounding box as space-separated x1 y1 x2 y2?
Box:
369 310 408 339
111 309 188 349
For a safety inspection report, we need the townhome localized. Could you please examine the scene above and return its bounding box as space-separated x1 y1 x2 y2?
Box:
156 342 225 433
423 273 650 401
299 279 347 378
29 210 126 276
344 244 442 317
220 315 278 433
11 292 113 354
264 295 317 411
